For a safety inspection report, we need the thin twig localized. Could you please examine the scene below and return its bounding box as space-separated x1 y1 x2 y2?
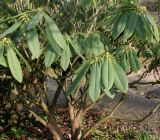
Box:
29 110 47 127
81 94 125 139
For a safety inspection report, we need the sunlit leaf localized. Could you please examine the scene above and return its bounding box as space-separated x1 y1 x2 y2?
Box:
7 45 23 83
0 20 22 39
61 46 71 71
44 14 67 50
44 44 57 67
66 60 91 96
89 61 101 102
26 29 41 59
112 59 128 92
26 12 44 30
112 12 127 39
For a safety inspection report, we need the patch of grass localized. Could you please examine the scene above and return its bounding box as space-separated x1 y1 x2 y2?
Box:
90 129 159 140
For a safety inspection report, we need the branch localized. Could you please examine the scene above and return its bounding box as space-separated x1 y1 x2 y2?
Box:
136 101 160 122
113 101 160 123
83 93 105 114
29 110 47 127
129 70 148 86
81 94 125 139
49 79 65 114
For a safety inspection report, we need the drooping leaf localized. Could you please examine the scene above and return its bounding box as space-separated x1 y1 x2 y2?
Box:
44 14 67 50
0 42 4 60
11 44 32 72
104 89 115 99
101 13 121 26
101 56 114 90
0 56 8 67
44 44 57 67
26 12 44 30
112 59 128 92
61 46 71 71
26 29 41 59
66 60 91 96
128 49 141 72
89 62 101 102
123 11 138 39
146 12 159 42
84 33 104 57
67 36 85 60
0 20 22 39
120 53 129 73
7 45 23 83
136 15 146 40
46 26 62 54
112 12 127 39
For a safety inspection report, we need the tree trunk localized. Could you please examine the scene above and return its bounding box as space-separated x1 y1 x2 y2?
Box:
71 112 83 140
47 114 65 140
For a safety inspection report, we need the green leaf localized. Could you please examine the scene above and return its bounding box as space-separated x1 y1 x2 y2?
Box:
0 56 8 67
44 44 57 67
26 12 44 30
46 26 62 54
146 13 159 42
104 89 115 99
101 13 121 26
136 15 146 40
67 36 85 60
112 59 128 92
89 62 101 102
128 49 141 72
66 60 91 96
0 20 22 39
120 53 128 73
60 46 71 71
157 48 160 57
26 29 42 59
44 14 67 50
11 44 32 72
0 42 4 60
7 45 23 83
123 11 138 39
101 56 114 90
112 12 127 39
84 33 104 57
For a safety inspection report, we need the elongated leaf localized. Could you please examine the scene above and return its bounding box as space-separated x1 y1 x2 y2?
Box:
26 29 41 59
0 21 22 39
95 62 101 100
46 27 62 54
26 12 43 30
61 46 70 71
11 44 32 72
101 57 114 90
0 56 8 67
89 63 97 102
67 36 85 60
7 45 23 83
132 49 142 70
104 89 115 99
66 60 91 96
146 13 159 42
120 53 128 73
124 11 138 39
101 13 121 26
0 42 4 60
112 59 128 92
44 14 67 49
44 44 57 67
112 12 127 39
136 15 146 40
128 49 141 72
